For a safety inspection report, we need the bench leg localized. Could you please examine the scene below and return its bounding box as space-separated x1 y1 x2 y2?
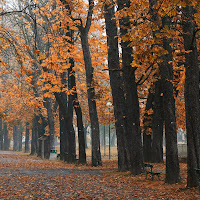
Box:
151 174 154 181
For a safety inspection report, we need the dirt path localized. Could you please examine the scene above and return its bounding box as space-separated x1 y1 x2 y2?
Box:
0 151 139 199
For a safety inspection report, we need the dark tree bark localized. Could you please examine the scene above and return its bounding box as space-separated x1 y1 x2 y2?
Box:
143 85 154 163
41 117 50 159
31 115 39 155
44 97 55 151
77 1 101 166
37 115 49 158
44 136 50 159
55 92 76 163
59 0 101 166
80 30 102 166
13 125 17 151
69 58 86 164
13 125 21 151
143 81 164 163
3 122 9 150
149 0 180 184
84 125 88 149
67 58 76 163
104 1 129 171
161 17 180 184
117 0 144 174
151 81 164 163
19 123 23 151
54 55 76 163
182 5 200 188
59 105 65 160
25 122 30 153
0 118 3 150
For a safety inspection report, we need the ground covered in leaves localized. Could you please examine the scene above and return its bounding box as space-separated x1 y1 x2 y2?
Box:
0 151 199 199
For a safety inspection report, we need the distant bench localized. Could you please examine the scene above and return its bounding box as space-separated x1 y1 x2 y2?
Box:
144 163 162 181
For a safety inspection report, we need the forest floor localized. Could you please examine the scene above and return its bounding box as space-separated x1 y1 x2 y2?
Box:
0 151 199 199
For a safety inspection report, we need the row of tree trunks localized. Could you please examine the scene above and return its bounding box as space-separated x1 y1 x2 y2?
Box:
0 119 10 150
0 119 29 152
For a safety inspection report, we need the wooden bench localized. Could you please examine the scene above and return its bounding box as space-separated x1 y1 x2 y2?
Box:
194 168 200 191
144 163 161 181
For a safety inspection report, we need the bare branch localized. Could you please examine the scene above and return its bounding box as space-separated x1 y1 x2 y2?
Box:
85 0 94 33
0 5 29 16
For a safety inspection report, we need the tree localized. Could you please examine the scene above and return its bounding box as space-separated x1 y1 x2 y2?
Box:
117 0 144 174
147 0 181 183
25 122 30 153
182 3 200 188
59 0 102 166
0 118 3 150
104 0 129 171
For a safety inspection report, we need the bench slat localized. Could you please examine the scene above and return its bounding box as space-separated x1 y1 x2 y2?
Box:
144 163 161 181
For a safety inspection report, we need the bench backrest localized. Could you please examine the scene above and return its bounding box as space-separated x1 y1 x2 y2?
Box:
144 163 153 172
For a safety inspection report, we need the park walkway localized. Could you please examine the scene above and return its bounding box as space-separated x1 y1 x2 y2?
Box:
0 151 198 199
0 151 137 199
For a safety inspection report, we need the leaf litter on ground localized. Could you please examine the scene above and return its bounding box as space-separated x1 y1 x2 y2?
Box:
0 153 199 199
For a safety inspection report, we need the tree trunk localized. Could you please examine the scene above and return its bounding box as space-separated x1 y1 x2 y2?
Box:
37 115 48 158
19 123 23 151
80 30 102 166
31 115 39 155
44 97 55 151
69 59 86 164
0 118 3 150
59 105 65 160
161 17 180 184
84 125 88 149
55 92 76 163
151 81 164 163
117 0 144 174
143 85 154 162
67 59 76 163
3 122 9 150
25 122 30 153
149 0 180 183
182 5 200 188
143 81 164 163
104 1 129 171
13 125 17 151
